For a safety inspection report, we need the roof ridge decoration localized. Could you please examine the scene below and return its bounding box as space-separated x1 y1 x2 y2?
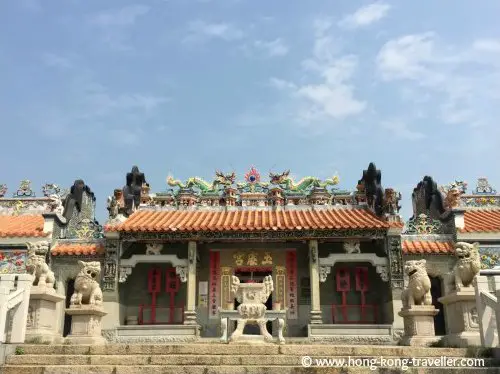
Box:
167 170 236 195
0 181 68 216
403 213 447 235
461 178 500 208
106 164 403 222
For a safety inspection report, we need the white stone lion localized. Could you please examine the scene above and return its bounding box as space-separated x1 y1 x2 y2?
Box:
454 242 481 290
402 259 432 308
25 242 55 288
70 261 103 307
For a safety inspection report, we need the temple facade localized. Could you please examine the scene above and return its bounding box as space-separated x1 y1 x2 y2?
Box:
0 165 499 345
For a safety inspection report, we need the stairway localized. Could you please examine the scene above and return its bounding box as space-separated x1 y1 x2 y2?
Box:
1 344 499 374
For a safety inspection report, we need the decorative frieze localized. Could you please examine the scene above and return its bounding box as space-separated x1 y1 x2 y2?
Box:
120 228 386 242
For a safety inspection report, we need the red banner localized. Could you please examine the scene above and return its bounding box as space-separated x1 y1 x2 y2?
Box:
209 251 220 319
286 249 297 319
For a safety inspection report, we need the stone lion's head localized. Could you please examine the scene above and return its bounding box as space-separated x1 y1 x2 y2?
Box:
455 242 479 260
77 260 101 280
404 259 427 277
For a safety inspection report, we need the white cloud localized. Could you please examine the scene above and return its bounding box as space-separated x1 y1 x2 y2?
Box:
269 77 296 90
339 2 391 29
87 5 150 51
253 39 289 57
270 21 365 124
89 5 150 27
184 21 244 42
473 39 500 53
381 120 425 140
376 32 500 126
42 53 73 69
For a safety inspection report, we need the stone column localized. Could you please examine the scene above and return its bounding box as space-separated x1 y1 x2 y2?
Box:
387 232 404 339
184 241 197 325
308 240 322 324
101 238 121 332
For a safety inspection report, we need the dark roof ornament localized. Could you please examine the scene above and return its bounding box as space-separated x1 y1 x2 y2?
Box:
411 176 453 222
62 179 93 221
359 163 384 216
123 166 147 216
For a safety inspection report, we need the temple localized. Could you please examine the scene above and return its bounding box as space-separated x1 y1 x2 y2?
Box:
1 165 499 345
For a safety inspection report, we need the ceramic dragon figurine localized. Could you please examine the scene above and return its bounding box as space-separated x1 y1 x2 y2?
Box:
167 171 236 193
269 170 339 192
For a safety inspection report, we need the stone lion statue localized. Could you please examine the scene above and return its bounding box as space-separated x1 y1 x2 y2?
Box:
25 242 55 288
402 259 432 308
70 261 103 307
454 242 481 290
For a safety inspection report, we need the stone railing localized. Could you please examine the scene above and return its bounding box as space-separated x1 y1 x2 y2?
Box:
0 274 33 344
473 269 500 347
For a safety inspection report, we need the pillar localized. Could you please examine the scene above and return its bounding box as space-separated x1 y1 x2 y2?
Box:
308 240 322 324
184 240 197 325
386 232 404 340
101 238 121 332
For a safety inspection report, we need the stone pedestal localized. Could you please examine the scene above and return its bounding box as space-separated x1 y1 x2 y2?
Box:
439 288 480 347
25 286 65 344
398 306 439 346
65 305 107 345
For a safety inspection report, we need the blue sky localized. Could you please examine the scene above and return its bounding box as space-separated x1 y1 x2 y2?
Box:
1 0 500 223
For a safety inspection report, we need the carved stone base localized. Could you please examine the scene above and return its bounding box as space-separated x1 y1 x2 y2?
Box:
183 310 197 325
398 306 439 347
25 286 65 344
439 288 480 347
64 305 107 345
309 310 323 324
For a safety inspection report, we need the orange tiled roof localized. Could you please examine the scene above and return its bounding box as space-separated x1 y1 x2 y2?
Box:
402 240 454 255
106 208 390 233
0 215 47 238
460 210 500 233
51 243 105 256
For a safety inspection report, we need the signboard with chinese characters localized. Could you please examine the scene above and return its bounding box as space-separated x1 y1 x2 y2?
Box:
198 281 208 307
0 250 27 274
275 266 286 306
209 251 220 319
233 251 273 267
286 249 298 319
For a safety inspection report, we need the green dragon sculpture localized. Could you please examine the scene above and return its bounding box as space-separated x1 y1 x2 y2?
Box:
269 170 339 192
167 171 236 193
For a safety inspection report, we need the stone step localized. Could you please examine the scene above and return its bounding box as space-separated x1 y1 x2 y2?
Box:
9 354 495 367
1 366 500 374
15 344 470 357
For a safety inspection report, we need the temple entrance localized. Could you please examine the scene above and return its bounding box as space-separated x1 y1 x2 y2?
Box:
63 279 74 337
430 276 446 335
234 269 273 334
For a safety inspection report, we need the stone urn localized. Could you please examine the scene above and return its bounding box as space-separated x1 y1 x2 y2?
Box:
229 275 274 342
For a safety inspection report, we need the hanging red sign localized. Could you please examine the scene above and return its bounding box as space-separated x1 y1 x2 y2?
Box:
286 249 297 320
336 268 350 292
355 267 369 292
